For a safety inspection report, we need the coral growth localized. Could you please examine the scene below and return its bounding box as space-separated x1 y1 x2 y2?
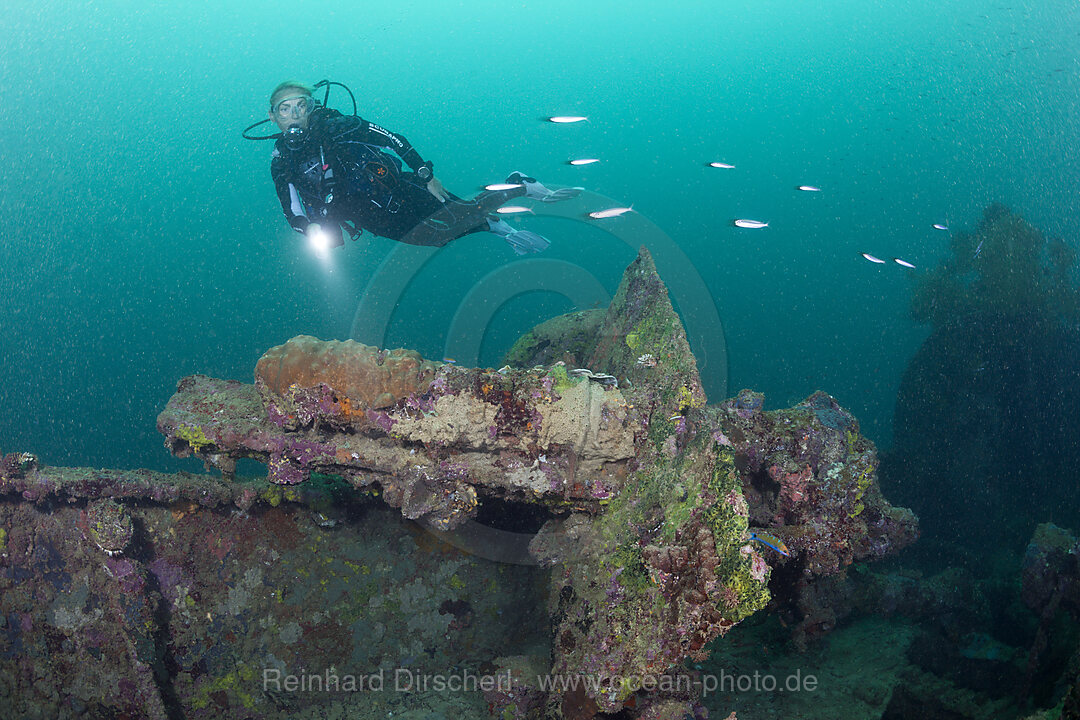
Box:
1022 523 1080 618
255 335 442 410
84 498 134 556
504 308 606 369
0 474 545 719
712 389 919 648
2 247 916 719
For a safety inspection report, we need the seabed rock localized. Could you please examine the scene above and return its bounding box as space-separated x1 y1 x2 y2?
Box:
0 248 916 719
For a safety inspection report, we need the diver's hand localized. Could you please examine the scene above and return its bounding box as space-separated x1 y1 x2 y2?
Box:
427 177 450 203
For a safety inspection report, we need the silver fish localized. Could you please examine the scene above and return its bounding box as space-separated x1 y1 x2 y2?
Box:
485 183 523 191
568 158 601 165
709 161 736 169
496 206 534 215
893 257 916 269
932 223 949 231
797 185 821 192
733 219 768 229
861 252 886 264
589 206 633 219
547 116 588 124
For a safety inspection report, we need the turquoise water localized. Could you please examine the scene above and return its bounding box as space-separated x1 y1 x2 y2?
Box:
2 0 1078 470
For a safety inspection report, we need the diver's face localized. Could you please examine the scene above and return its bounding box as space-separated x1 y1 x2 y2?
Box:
270 94 312 132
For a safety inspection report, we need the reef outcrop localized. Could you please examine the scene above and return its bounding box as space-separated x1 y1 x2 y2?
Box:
1020 523 1080 705
884 204 1080 552
1 247 916 719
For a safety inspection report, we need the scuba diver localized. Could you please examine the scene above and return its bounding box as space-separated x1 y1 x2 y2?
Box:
251 80 582 253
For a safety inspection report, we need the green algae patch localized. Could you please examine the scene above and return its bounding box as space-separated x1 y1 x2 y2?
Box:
547 363 580 395
176 424 211 452
191 663 259 710
543 413 772 709
703 444 772 622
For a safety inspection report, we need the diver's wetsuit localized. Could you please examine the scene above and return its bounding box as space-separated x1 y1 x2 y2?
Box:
270 107 523 246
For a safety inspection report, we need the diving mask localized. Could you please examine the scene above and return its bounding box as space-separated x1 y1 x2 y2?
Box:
273 94 312 120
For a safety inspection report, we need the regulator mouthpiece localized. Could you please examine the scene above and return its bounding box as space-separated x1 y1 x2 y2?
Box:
284 125 307 151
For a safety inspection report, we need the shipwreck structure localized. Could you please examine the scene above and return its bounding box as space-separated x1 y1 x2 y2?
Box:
0 248 916 719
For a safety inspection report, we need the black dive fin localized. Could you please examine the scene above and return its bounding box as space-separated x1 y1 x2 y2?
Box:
398 186 527 247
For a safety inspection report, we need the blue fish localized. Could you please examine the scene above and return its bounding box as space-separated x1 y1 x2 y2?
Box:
750 531 791 557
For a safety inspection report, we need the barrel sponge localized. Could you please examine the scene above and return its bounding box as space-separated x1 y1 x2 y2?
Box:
255 335 441 410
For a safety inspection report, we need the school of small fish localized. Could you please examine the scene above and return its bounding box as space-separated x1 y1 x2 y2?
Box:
539 111 940 273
